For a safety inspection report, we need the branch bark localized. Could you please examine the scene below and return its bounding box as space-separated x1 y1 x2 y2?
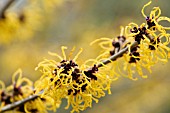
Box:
0 0 15 19
0 95 38 113
97 41 138 67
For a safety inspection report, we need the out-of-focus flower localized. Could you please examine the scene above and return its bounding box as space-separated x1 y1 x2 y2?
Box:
0 0 42 45
35 46 112 113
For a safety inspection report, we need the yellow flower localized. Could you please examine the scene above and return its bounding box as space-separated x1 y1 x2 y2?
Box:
142 1 170 31
0 80 12 110
35 46 112 113
124 24 169 80
90 1 170 80
0 12 20 44
0 69 53 113
15 2 42 40
90 26 131 58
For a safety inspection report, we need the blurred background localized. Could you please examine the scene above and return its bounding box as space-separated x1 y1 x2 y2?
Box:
0 0 170 113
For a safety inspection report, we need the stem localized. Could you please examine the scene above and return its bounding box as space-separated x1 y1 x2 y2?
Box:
97 41 138 67
0 95 38 113
0 41 138 113
0 0 15 19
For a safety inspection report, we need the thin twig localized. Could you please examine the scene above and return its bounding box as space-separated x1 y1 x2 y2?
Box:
0 0 15 19
0 41 138 113
0 95 38 113
97 41 138 67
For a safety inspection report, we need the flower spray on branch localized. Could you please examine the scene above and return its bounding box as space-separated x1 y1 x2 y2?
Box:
0 1 170 113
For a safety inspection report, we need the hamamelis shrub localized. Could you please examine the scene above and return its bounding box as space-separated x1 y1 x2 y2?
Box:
0 1 170 113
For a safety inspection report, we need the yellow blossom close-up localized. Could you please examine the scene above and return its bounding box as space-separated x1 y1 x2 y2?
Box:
34 46 112 113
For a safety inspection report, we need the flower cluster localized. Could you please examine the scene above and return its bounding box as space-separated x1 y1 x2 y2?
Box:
1 1 170 113
34 46 112 113
0 69 53 113
0 0 42 44
91 1 170 80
